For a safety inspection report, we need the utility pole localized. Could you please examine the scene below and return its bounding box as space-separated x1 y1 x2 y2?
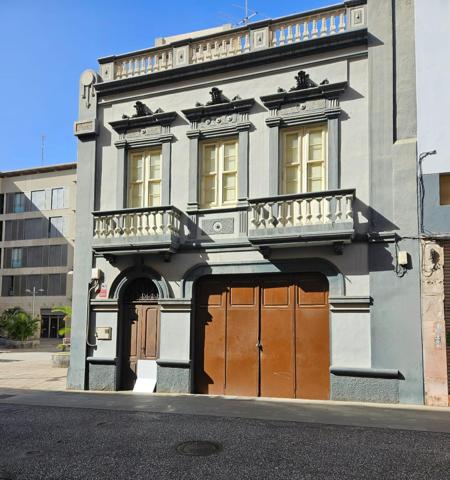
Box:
41 134 45 165
26 286 45 318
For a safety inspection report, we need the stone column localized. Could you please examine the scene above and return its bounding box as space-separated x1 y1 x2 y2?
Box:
266 117 282 196
237 124 250 204
68 70 99 390
156 299 192 393
327 115 340 190
161 139 172 205
187 130 200 211
115 143 126 209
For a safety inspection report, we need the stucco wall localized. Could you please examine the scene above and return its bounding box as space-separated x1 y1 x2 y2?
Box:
69 0 425 404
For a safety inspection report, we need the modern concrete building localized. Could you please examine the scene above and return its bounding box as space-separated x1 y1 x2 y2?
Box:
0 163 77 337
69 0 432 405
415 0 450 406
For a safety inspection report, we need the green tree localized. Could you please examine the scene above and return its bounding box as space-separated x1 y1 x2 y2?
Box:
51 305 72 338
0 308 39 342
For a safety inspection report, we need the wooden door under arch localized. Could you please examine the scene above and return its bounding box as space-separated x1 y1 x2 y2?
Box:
120 278 160 390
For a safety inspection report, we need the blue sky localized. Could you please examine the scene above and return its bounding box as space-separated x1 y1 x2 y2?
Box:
0 0 332 171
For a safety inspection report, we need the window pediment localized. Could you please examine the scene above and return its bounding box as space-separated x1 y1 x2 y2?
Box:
182 88 255 133
260 71 347 113
109 101 177 146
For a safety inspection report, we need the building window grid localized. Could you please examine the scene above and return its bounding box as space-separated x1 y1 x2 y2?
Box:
200 139 238 208
128 148 162 208
281 125 327 195
11 248 23 268
13 193 26 213
1 273 67 297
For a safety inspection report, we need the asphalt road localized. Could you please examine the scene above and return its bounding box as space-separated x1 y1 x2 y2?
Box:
0 402 449 480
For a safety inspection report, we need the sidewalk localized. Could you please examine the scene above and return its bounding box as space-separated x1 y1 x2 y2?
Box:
1 387 449 433
0 339 67 391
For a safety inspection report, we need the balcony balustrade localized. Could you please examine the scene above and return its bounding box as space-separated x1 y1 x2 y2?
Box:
100 2 366 82
92 206 182 254
248 189 355 247
91 190 356 254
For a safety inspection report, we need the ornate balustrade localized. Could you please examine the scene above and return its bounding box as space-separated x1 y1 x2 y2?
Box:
91 190 357 253
92 206 182 254
99 2 366 81
248 189 355 247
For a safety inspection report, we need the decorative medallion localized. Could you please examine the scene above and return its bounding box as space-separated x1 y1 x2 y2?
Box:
201 218 235 235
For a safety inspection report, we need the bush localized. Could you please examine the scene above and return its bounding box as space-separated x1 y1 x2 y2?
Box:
0 308 39 341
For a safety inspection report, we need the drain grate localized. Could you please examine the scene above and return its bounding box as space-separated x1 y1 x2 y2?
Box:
0 360 20 363
0 395 15 400
176 441 222 457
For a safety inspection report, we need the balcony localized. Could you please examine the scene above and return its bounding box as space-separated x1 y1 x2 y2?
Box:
97 1 367 86
92 206 182 255
92 190 356 254
248 189 355 248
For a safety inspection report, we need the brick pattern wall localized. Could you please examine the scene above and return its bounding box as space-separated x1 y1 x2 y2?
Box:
442 241 450 390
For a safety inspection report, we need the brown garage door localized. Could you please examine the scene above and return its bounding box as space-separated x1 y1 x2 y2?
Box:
195 273 330 399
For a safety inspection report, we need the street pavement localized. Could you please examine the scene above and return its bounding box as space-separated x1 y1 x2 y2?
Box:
0 390 449 479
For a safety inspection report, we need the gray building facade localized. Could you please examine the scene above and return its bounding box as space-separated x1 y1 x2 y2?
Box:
69 0 428 404
0 163 77 337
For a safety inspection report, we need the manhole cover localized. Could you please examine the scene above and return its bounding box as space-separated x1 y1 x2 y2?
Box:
0 395 15 400
176 441 222 457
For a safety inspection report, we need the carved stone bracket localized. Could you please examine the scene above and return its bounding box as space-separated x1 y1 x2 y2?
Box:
261 80 347 113
183 97 254 134
109 110 177 146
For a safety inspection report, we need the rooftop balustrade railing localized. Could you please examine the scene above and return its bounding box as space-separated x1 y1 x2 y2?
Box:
98 1 366 81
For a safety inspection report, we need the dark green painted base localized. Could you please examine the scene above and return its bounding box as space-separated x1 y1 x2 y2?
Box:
156 365 190 393
88 363 118 391
331 375 399 403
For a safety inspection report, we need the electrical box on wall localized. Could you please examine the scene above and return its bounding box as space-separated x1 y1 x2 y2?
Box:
398 251 409 267
91 268 102 281
96 327 112 341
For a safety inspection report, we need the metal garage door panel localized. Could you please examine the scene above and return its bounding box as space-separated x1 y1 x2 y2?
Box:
260 281 295 398
225 284 259 397
295 276 330 400
196 281 227 395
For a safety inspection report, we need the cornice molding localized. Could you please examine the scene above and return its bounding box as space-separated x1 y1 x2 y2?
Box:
260 81 348 111
182 98 255 123
109 111 178 134
95 29 367 96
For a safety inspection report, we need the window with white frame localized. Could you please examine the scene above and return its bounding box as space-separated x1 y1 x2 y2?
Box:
281 125 327 195
31 190 46 211
200 139 238 208
128 148 162 208
51 188 64 209
49 216 64 238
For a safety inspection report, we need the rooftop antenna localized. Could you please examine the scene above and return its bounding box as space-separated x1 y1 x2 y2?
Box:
41 134 45 166
233 0 258 26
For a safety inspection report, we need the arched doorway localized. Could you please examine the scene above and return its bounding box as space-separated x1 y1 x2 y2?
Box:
119 277 160 390
194 272 330 399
